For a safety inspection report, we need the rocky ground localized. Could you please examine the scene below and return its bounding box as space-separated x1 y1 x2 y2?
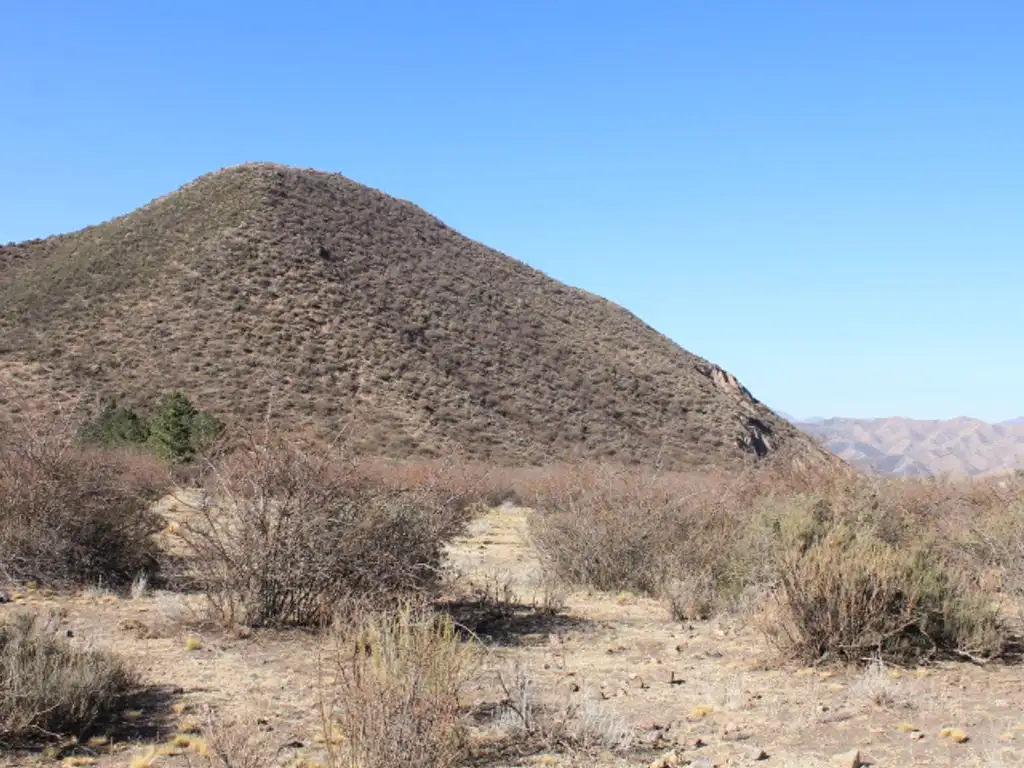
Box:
3 501 1023 767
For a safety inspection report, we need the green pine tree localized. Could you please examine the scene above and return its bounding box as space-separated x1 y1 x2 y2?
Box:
148 391 199 463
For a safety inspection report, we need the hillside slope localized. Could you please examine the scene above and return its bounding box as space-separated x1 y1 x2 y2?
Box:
0 163 824 469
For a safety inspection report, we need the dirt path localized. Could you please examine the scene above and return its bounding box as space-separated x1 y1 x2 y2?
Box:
3 503 1024 767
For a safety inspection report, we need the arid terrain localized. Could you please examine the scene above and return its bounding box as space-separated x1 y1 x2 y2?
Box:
790 416 1024 478
0 163 820 472
3 493 1023 768
1 164 1022 768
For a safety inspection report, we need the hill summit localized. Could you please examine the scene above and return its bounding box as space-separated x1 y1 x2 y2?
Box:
0 162 823 469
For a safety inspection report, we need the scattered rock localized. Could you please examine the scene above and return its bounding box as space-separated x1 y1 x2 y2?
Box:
909 730 925 741
0 591 8 604
750 746 769 760
939 727 969 743
648 750 680 768
830 749 863 768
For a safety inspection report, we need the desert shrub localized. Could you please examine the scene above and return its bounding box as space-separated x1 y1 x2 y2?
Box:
78 403 150 447
526 463 759 616
765 505 1006 664
0 612 137 745
176 435 476 627
0 421 166 588
319 607 476 768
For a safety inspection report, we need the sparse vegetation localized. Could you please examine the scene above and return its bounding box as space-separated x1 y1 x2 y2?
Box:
0 417 166 589
526 463 766 617
319 607 476 768
767 512 1006 663
526 462 1018 664
0 163 817 470
0 612 137 746
175 433 477 627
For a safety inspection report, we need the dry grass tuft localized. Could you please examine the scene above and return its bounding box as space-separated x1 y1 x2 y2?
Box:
0 612 137 746
318 606 476 768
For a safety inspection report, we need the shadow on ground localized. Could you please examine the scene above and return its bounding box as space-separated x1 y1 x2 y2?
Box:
437 598 590 646
1 684 179 759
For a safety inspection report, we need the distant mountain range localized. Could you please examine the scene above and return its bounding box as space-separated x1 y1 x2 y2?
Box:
782 414 1024 477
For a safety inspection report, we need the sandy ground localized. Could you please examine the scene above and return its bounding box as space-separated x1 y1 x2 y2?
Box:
3 502 1024 767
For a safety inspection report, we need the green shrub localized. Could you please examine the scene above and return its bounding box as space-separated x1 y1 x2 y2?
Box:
78 403 149 447
0 613 137 745
766 514 1006 664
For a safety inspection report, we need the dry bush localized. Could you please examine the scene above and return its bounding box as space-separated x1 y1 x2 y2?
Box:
764 499 1006 664
319 606 476 768
526 463 763 616
491 663 633 753
176 434 477 628
0 612 137 746
0 418 167 589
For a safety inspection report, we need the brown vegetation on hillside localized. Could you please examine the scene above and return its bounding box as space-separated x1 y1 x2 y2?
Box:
0 162 823 471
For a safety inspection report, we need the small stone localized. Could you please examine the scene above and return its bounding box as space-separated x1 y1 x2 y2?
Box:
830 749 863 768
750 746 769 760
691 757 715 768
909 730 925 741
939 727 969 743
647 750 680 768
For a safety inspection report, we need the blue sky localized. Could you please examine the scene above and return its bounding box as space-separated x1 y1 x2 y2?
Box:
2 2 1021 421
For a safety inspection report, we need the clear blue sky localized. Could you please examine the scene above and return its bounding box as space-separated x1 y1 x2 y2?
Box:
2 2 1021 421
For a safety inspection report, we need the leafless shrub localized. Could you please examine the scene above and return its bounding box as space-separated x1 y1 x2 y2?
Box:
526 463 758 614
319 606 477 768
187 708 294 768
491 663 633 752
0 612 137 746
0 417 166 589
175 433 476 628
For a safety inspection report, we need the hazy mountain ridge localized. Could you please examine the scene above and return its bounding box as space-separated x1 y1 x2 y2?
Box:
787 415 1024 477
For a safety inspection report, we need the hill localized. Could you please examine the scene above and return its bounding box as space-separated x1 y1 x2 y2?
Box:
791 416 1024 477
0 162 825 469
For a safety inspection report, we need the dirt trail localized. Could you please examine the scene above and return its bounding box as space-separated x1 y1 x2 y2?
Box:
2 502 1023 767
